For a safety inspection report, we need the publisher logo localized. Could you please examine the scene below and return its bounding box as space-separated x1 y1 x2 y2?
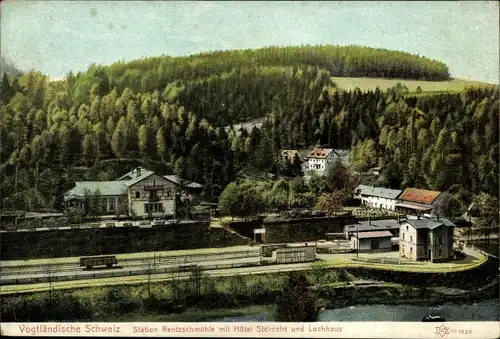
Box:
435 324 451 337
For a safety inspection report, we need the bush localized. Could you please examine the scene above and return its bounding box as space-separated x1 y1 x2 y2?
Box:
100 287 141 314
274 272 319 322
142 295 185 314
1 294 93 322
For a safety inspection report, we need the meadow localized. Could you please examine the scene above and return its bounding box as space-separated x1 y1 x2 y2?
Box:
331 77 496 93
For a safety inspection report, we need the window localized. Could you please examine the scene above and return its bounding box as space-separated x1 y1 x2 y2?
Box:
135 192 140 198
406 225 409 231
144 203 164 213
438 249 442 256
109 199 115 212
402 233 405 241
410 247 413 254
410 235 413 243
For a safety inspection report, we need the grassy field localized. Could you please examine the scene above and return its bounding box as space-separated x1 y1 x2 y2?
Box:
331 77 496 93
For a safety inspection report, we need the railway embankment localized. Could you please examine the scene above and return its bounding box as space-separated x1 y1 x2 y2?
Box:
1 254 497 322
0 222 250 260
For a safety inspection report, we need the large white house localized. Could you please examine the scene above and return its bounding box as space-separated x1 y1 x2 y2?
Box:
63 167 202 218
304 148 340 177
354 185 403 211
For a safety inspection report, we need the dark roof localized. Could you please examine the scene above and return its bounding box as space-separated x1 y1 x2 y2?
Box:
402 217 455 230
352 230 393 239
345 219 400 233
398 188 441 205
355 185 403 200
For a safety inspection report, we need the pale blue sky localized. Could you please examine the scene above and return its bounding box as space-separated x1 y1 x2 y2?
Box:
1 1 499 83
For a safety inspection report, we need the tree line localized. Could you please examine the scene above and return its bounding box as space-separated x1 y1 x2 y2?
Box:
0 45 496 213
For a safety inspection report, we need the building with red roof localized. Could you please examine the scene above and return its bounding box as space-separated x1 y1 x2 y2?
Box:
395 188 442 216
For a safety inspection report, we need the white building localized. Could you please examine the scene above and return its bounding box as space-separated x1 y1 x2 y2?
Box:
304 148 339 177
354 185 403 211
64 167 202 218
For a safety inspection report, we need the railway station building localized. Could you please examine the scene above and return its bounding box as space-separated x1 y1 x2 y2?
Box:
399 216 455 262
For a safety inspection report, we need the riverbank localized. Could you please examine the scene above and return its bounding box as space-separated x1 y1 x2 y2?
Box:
208 299 500 322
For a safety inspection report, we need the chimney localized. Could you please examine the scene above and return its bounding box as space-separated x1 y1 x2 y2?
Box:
136 167 141 177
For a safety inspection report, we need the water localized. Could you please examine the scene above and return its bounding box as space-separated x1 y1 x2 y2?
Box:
212 300 499 322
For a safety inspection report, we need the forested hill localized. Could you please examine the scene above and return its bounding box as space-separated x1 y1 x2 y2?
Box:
0 45 497 212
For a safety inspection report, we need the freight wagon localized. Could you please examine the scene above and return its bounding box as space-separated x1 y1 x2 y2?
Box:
80 255 118 269
274 246 316 264
260 245 316 265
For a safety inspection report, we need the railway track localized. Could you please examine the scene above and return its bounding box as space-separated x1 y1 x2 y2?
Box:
0 251 260 277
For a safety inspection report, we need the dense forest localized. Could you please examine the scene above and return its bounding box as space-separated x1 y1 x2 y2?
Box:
0 45 496 212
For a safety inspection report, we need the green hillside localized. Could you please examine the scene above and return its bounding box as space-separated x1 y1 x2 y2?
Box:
0 45 498 212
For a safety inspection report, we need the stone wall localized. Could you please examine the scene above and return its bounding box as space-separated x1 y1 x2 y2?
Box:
0 223 249 260
263 215 356 244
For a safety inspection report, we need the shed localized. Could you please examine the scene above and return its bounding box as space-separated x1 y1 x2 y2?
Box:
351 230 393 252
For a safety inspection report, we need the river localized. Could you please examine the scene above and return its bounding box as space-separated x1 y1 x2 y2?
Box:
212 299 499 322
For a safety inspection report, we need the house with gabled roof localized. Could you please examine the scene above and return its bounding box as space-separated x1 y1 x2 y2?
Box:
395 188 442 216
399 216 455 262
304 147 339 177
63 167 203 218
354 185 403 211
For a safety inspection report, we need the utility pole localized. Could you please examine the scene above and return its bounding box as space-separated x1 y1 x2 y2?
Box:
356 222 359 258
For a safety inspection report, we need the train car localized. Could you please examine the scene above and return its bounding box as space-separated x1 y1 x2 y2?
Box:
80 255 118 270
274 246 316 264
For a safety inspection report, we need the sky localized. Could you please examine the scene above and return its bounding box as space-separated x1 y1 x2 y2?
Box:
1 1 499 83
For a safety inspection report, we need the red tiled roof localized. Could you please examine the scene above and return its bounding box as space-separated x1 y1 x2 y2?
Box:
352 231 393 239
307 148 334 159
398 188 441 205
